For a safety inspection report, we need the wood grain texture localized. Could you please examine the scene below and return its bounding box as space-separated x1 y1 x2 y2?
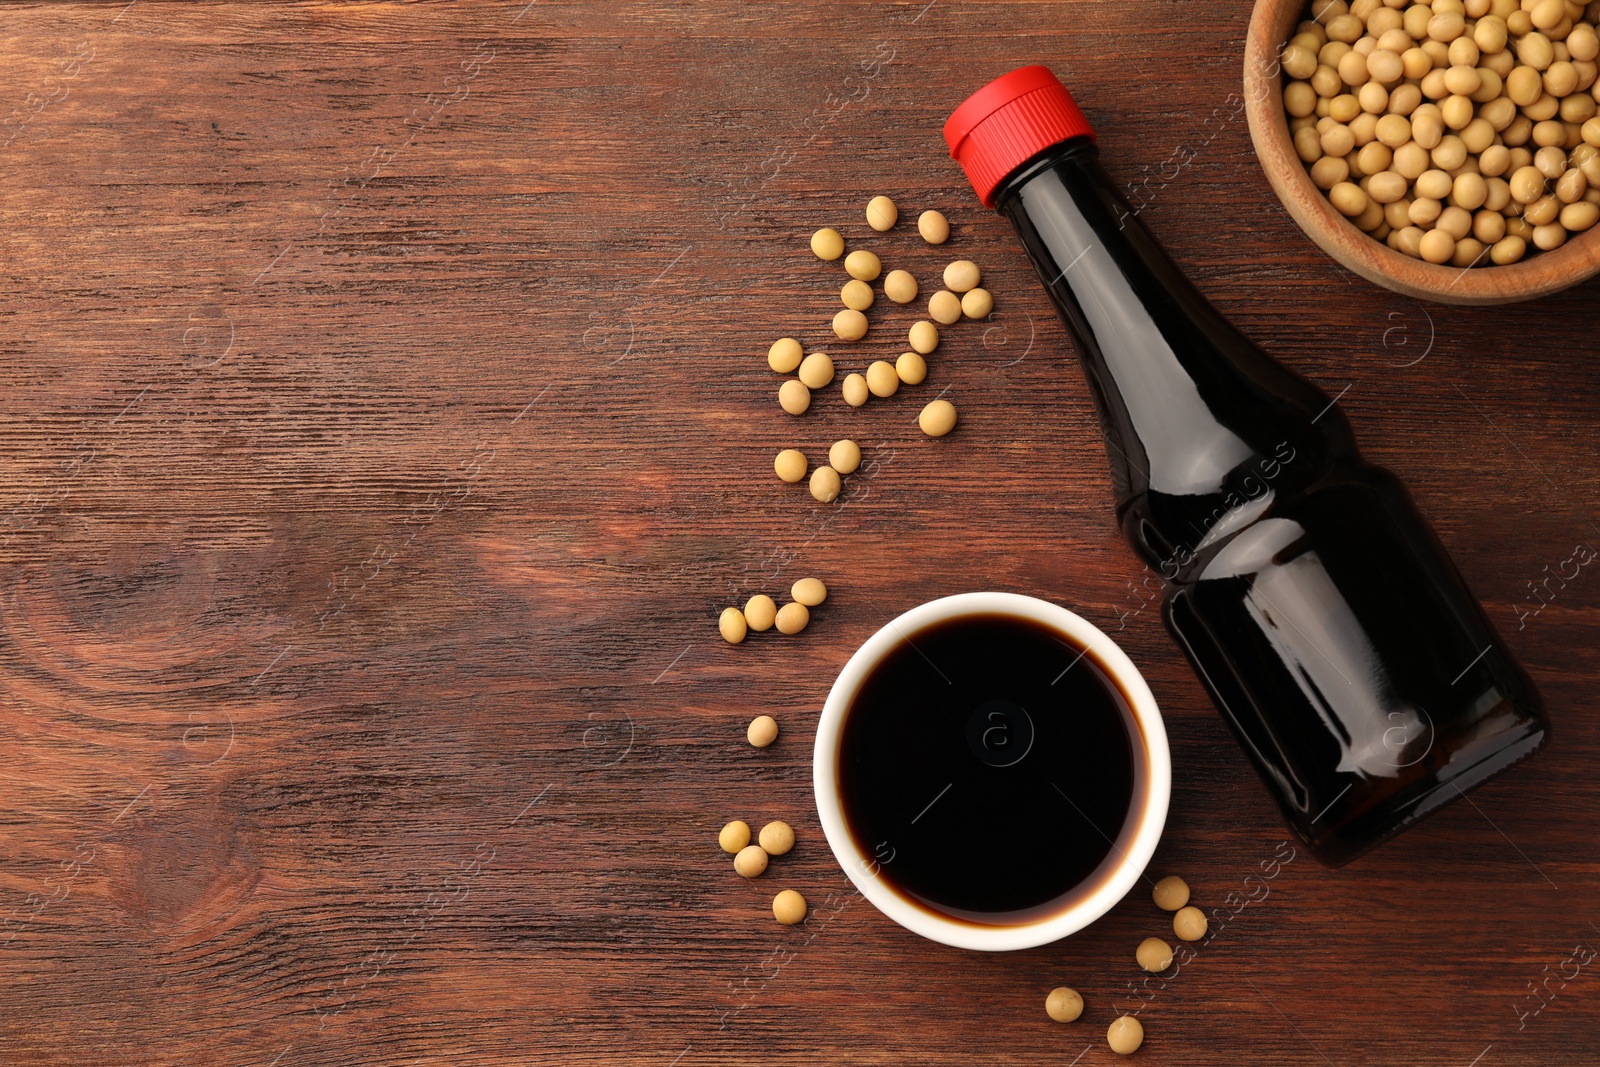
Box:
0 2 1596 1065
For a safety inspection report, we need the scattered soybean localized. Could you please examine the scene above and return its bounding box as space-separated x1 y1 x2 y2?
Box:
744 594 778 631
768 337 803 373
719 607 748 644
775 602 811 634
747 714 779 747
811 228 844 261
918 210 951 244
919 399 958 437
772 889 808 925
719 820 751 853
774 449 807 483
867 195 898 232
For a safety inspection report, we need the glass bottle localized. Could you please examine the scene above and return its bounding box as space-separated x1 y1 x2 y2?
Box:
945 66 1547 864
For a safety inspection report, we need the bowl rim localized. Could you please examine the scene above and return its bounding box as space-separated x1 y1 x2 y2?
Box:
1243 0 1600 305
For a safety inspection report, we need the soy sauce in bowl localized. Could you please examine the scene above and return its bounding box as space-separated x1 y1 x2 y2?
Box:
836 613 1147 927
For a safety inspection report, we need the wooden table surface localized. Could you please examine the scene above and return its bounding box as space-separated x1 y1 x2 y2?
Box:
2 2 1597 1065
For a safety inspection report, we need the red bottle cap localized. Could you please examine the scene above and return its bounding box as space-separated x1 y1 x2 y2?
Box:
944 65 1095 208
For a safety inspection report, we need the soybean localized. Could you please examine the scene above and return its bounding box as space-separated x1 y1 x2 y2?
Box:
1107 1016 1145 1056
1173 905 1209 942
719 820 751 853
832 309 868 342
775 601 810 634
798 352 835 389
842 372 869 407
919 399 957 437
744 595 778 632
1511 164 1547 202
927 290 963 325
779 379 811 415
1284 43 1320 80
883 269 918 304
1562 201 1600 230
772 889 807 925
809 465 841 504
768 337 803 373
829 439 861 474
961 287 994 319
844 249 881 281
719 607 748 644
1330 181 1369 215
1136 937 1174 972
774 450 807 483
734 844 768 878
866 195 898 232
896 351 928 385
1419 227 1456 262
1152 875 1190 911
866 360 900 397
1491 233 1528 261
841 279 874 311
943 260 981 292
918 209 951 244
810 228 844 261
792 577 828 606
1279 0 1600 265
1045 987 1084 1023
908 320 939 354
758 821 795 855
747 714 779 747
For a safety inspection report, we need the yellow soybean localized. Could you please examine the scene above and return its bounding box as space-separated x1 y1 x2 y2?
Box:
829 440 861 474
943 260 981 292
747 714 779 747
961 288 994 319
844 249 881 281
773 889 807 924
810 228 844 260
768 337 803 373
842 372 869 407
832 309 868 341
918 210 951 244
774 450 807 483
919 399 957 437
775 602 810 634
841 279 875 311
809 466 841 504
744 595 777 631
792 577 828 606
798 351 835 388
883 269 918 304
719 820 751 853
866 195 898 231
896 351 928 384
866 360 900 397
928 290 963 325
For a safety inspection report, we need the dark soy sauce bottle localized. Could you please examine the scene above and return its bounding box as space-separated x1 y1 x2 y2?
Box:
945 67 1547 865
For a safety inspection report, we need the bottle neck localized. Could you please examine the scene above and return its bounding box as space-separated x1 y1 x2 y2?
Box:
993 141 1339 510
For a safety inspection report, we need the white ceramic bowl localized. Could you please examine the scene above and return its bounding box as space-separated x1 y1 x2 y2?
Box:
812 592 1171 951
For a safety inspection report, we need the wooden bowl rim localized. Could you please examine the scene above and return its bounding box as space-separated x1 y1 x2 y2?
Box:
1243 0 1600 305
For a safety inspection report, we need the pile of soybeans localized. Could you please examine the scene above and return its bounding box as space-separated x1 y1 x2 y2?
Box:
1281 0 1600 265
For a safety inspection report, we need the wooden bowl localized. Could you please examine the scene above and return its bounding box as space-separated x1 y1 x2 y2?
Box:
1243 0 1600 304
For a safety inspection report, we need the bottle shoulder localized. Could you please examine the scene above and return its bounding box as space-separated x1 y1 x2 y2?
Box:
1000 147 1356 500
1120 446 1381 582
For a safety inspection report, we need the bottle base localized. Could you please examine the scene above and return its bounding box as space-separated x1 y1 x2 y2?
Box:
1296 718 1547 867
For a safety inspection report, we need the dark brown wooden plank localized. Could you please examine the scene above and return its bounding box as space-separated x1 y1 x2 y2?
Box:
0 2 1596 1065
